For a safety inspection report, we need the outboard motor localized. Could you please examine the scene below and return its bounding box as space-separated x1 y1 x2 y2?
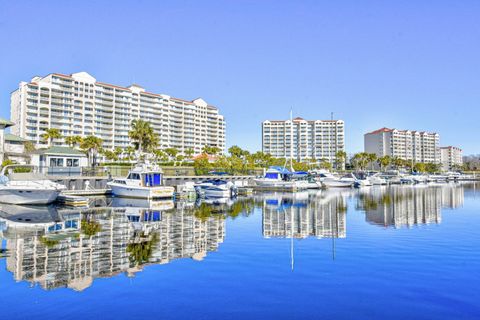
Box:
230 182 238 198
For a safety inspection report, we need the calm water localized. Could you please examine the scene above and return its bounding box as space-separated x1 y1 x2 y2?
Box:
1 183 479 319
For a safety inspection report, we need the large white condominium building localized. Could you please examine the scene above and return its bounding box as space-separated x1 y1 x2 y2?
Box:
364 127 440 163
440 146 463 171
10 72 225 154
262 117 345 164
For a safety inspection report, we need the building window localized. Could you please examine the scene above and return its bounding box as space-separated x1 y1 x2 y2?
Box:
50 158 64 167
66 158 79 167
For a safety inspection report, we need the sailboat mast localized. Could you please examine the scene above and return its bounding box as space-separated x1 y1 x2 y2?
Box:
290 108 294 172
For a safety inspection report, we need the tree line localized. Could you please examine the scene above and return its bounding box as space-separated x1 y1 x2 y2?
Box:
18 121 447 174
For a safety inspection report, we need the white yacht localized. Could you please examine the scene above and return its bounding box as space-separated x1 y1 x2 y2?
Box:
194 179 238 198
318 172 355 188
254 166 307 189
0 165 66 205
107 163 174 199
368 173 387 185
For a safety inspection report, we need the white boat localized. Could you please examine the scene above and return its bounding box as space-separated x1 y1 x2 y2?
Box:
318 172 354 188
411 174 428 184
428 174 448 183
253 166 307 189
107 163 174 199
194 179 238 198
0 165 66 205
368 173 387 185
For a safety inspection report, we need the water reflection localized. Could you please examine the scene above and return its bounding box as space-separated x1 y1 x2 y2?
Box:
260 191 348 239
0 200 227 291
0 183 471 291
356 184 464 228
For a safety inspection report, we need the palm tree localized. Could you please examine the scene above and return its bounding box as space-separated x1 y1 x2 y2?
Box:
129 119 159 155
203 145 221 155
185 148 195 160
80 135 103 167
335 151 347 170
165 148 179 162
125 146 136 161
391 156 404 169
377 155 391 172
41 128 62 146
65 135 83 148
367 153 377 170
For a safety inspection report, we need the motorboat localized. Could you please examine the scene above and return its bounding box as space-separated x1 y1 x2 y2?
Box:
194 179 238 198
107 163 174 199
368 173 387 185
411 174 428 184
318 172 355 188
428 174 448 183
0 165 66 205
292 171 322 189
253 166 307 189
351 172 373 187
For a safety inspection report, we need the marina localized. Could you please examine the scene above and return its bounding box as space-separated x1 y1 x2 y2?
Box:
0 182 479 319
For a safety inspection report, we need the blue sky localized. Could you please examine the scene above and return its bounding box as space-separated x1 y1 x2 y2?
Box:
1 0 479 154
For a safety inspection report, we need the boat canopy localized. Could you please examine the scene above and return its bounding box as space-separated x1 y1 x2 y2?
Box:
292 171 308 177
202 179 228 185
267 166 293 174
144 172 162 187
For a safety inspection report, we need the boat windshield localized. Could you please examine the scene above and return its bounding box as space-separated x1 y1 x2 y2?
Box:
0 175 9 185
127 173 141 180
144 173 162 187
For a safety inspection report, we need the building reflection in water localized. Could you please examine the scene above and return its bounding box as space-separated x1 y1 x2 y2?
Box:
0 198 227 291
261 190 349 239
357 184 464 228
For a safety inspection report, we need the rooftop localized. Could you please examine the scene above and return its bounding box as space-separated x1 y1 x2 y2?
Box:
264 119 343 124
366 127 438 135
34 146 85 156
4 133 27 142
25 72 218 110
0 118 14 128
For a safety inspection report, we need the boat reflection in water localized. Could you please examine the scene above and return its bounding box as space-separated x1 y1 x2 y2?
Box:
356 184 465 228
0 183 469 291
0 198 229 291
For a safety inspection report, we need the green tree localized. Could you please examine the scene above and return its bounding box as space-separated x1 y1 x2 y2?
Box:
80 135 103 167
377 155 391 172
319 158 332 170
413 162 427 173
65 135 83 148
102 149 118 162
153 149 168 163
228 145 246 158
202 145 221 155
351 153 369 170
367 153 378 170
335 151 347 170
194 154 211 175
165 148 179 162
41 128 62 146
129 119 159 154
125 146 136 161
185 148 195 160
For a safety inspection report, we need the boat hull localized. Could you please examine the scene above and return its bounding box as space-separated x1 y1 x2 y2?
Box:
0 188 61 205
253 179 303 188
108 183 174 199
322 179 353 188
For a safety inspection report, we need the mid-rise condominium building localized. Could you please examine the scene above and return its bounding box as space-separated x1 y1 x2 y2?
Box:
364 127 440 163
10 72 225 154
440 146 463 171
262 117 345 164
